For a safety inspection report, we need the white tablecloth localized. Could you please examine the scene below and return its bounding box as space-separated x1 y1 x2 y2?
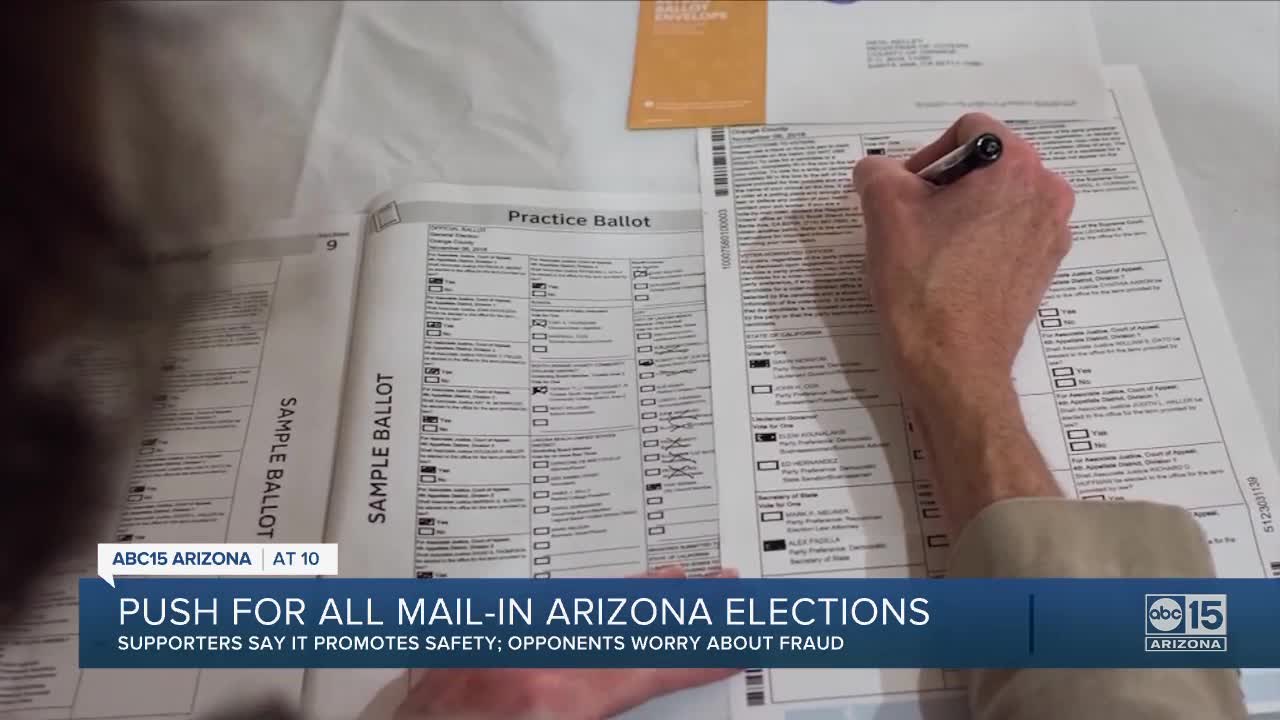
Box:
139 0 1277 458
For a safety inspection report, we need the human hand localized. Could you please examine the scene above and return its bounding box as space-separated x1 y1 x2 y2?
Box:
394 565 739 720
853 113 1072 533
853 112 1074 406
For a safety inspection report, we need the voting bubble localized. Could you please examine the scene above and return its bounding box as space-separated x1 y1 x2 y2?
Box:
96 543 339 588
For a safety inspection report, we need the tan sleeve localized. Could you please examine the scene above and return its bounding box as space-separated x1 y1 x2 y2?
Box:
948 498 1248 720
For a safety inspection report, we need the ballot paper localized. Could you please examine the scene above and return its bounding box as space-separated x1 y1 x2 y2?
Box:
303 184 723 719
628 0 1108 129
0 218 363 719
696 65 1280 718
0 185 727 720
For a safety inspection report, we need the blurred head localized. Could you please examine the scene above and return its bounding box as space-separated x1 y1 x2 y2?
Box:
0 3 218 618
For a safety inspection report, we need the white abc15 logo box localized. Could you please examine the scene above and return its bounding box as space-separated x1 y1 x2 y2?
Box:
1144 594 1228 652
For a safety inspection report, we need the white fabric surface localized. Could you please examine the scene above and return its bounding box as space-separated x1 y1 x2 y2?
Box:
144 0 1277 461
113 2 1279 716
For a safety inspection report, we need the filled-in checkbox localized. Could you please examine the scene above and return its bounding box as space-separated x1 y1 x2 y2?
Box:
760 511 783 522
756 460 779 471
912 449 925 460
641 398 656 406
532 290 547 297
533 418 548 426
1054 378 1077 388
533 460 548 468
645 468 661 476
1037 308 1060 318
633 270 647 278
1081 494 1105 500
426 329 441 337
638 345 653 352
644 454 659 462
646 497 663 505
640 372 654 379
418 527 435 536
534 541 550 550
533 506 549 514
1069 441 1093 452
1066 429 1089 440
533 475 549 483
1040 318 1063 329
926 534 949 548
642 412 657 420
424 376 440 384
1051 367 1074 377
532 333 547 340
647 511 664 520
643 439 658 448
634 294 649 301
533 345 547 353
751 385 773 394
648 527 666 536
534 557 550 565
636 332 652 339
634 283 649 290
534 490 549 499
533 527 550 536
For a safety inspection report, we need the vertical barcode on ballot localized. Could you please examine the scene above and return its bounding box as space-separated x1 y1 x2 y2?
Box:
711 127 729 197
1270 561 1280 577
745 668 765 706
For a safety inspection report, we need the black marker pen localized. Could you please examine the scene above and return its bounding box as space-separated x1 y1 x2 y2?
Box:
916 132 1003 186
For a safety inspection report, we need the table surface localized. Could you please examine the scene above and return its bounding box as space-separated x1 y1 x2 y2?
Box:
157 0 1276 459
117 1 1278 716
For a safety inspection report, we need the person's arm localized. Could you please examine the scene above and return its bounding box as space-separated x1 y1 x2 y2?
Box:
917 381 1244 720
854 113 1247 720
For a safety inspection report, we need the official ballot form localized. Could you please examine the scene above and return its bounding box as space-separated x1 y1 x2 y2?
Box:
697 66 1280 718
309 185 724 715
3 72 1279 720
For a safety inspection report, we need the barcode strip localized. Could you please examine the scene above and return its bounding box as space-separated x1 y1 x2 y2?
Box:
710 127 729 197
1270 561 1280 578
744 667 765 706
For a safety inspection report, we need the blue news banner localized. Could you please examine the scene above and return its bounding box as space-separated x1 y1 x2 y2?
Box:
79 579 1279 669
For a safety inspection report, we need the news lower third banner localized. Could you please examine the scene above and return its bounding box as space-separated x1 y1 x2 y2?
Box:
78 578 1279 669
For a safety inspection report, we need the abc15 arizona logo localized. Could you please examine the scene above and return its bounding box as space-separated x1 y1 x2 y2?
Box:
1144 594 1227 651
